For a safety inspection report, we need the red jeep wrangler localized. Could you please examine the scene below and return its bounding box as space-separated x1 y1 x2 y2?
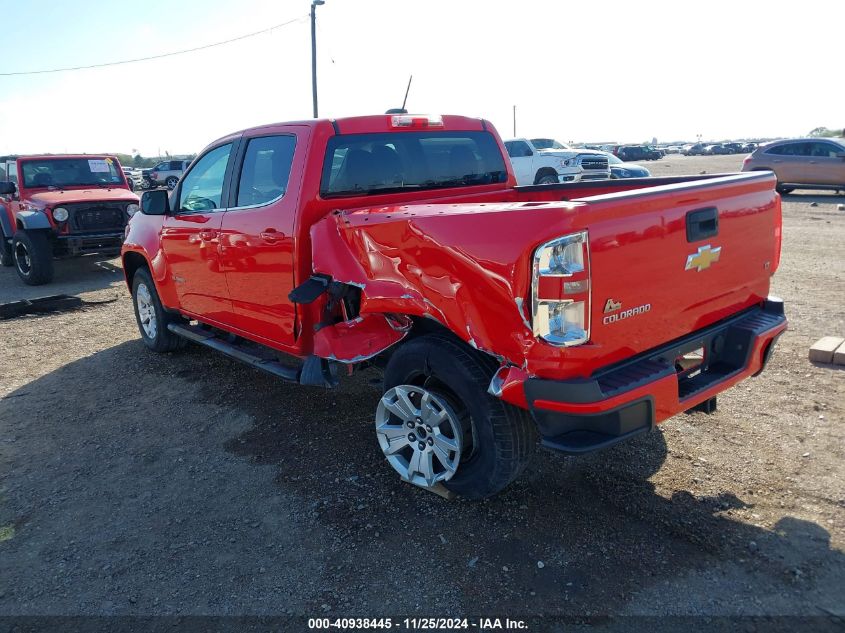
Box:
122 114 787 499
0 154 140 285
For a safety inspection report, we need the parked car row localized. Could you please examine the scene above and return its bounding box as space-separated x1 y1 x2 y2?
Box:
682 142 758 156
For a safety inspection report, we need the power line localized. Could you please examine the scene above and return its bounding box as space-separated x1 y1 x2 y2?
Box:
0 15 308 77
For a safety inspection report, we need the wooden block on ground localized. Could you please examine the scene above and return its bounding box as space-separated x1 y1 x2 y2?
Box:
404 479 456 500
809 337 845 364
835 341 845 366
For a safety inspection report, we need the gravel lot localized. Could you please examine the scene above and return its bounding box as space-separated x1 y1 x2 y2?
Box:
0 154 843 623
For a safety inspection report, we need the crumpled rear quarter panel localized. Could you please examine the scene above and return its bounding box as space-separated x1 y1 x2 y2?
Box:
310 202 582 368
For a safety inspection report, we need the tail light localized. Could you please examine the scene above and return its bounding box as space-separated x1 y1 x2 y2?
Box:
151 171 158 179
531 231 590 346
390 114 444 129
742 155 751 167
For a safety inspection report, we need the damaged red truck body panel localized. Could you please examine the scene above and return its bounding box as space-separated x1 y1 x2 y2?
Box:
122 114 786 498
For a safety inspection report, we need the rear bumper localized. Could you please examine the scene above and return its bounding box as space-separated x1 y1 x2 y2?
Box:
524 298 787 454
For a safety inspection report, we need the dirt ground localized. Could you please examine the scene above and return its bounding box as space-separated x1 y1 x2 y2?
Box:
0 154 843 624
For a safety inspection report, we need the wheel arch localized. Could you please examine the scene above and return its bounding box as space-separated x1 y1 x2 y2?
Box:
15 210 52 230
122 250 150 291
534 167 559 184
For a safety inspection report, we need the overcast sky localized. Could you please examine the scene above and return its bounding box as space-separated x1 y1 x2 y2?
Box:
0 0 842 156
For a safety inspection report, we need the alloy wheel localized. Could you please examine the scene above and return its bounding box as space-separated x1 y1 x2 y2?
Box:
375 385 463 488
135 283 158 339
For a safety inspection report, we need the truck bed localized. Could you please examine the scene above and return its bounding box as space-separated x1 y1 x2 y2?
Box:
314 171 780 380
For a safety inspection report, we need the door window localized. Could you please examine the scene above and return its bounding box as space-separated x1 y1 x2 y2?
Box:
809 142 843 158
508 141 533 158
235 135 297 207
177 143 232 213
766 142 810 156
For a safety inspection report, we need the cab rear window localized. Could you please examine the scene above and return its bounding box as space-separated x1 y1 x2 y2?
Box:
320 131 507 198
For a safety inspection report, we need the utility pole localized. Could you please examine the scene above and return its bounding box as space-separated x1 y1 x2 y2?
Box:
311 0 325 118
513 105 516 137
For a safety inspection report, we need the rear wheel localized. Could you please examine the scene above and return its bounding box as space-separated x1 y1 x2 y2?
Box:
131 267 186 352
166 176 179 190
378 334 537 499
12 230 54 285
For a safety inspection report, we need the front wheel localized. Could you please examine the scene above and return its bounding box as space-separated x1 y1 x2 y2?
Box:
12 230 54 285
776 184 795 195
377 334 537 499
536 173 559 185
131 267 186 352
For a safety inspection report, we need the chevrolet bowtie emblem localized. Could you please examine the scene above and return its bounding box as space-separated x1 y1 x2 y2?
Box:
685 244 722 272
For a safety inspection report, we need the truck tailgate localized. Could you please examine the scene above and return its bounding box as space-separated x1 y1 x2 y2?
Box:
571 172 781 365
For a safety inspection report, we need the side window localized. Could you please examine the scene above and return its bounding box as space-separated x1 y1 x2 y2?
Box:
767 143 809 156
504 142 516 158
236 135 297 207
811 142 841 158
511 141 532 158
177 143 232 212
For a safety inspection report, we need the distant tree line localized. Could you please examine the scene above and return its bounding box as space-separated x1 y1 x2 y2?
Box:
808 127 844 138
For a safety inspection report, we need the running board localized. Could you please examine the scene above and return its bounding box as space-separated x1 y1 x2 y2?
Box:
167 323 302 383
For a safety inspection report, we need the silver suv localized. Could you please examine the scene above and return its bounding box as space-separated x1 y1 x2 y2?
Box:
148 159 191 190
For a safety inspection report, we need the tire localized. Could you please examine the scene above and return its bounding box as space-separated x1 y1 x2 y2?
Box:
380 333 537 499
0 231 12 267
131 267 186 353
141 177 152 190
12 230 54 285
536 172 559 185
166 176 179 190
776 185 795 195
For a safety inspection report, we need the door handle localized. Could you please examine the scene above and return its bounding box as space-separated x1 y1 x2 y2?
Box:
259 229 284 244
198 229 218 241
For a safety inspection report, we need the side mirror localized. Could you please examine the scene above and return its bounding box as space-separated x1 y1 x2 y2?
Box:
141 189 170 215
0 181 16 196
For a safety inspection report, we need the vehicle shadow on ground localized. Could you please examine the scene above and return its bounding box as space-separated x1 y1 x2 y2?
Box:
1 342 843 620
0 256 124 304
781 191 845 205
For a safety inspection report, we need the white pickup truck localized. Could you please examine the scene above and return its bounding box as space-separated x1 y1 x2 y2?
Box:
504 138 610 186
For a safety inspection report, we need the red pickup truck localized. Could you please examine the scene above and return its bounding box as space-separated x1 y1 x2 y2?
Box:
122 114 787 499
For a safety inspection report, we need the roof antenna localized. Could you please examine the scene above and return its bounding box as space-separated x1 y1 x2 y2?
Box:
386 75 413 114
